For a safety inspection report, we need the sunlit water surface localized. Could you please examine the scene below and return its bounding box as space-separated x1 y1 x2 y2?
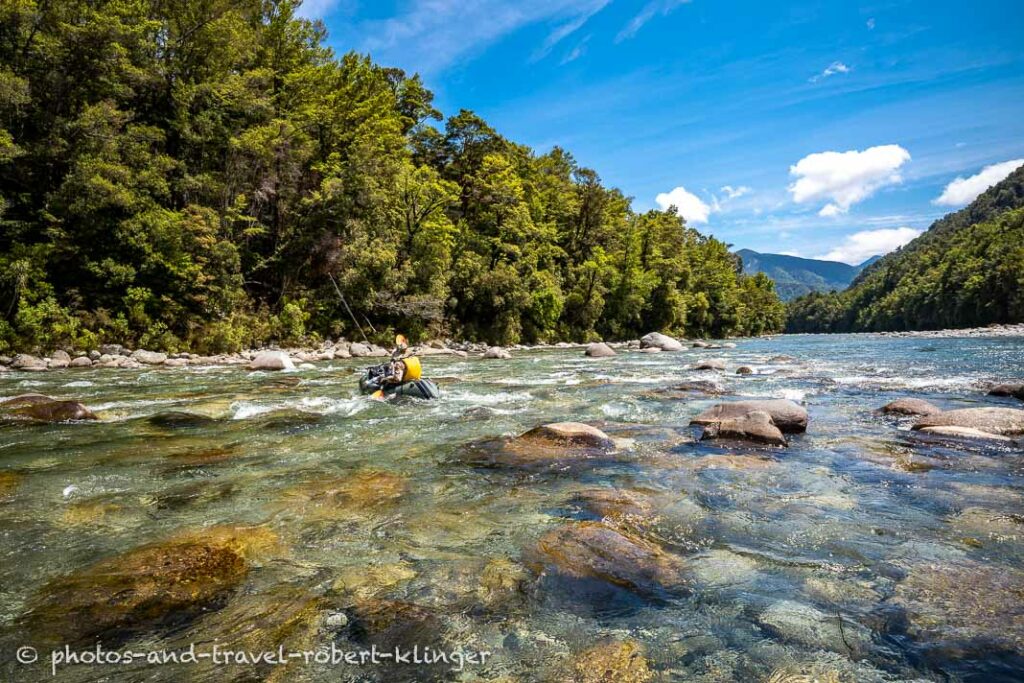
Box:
1 334 1023 682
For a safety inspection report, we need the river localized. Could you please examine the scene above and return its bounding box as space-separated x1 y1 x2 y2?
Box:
1 334 1023 682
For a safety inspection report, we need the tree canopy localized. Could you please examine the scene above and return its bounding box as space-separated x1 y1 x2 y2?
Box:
0 0 783 353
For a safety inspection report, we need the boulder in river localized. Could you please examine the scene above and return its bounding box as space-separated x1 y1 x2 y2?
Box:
533 521 688 596
640 332 683 351
521 422 614 449
988 382 1024 401
736 366 753 375
49 350 71 368
699 410 786 447
69 356 93 368
691 398 808 433
918 426 1015 442
11 353 46 371
695 359 726 371
912 407 1024 436
585 342 616 358
881 397 941 416
248 350 295 371
26 539 249 644
131 349 167 365
148 411 218 429
1 394 97 422
692 340 710 348
482 346 512 359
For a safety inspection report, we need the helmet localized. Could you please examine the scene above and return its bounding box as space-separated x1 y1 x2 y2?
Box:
401 356 422 381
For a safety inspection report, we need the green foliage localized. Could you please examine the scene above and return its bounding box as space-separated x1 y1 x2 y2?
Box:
787 167 1024 333
0 0 783 352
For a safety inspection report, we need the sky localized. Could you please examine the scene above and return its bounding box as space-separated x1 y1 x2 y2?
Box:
302 0 1024 264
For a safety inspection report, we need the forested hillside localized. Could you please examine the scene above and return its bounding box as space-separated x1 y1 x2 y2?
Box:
736 249 876 301
0 0 783 353
787 165 1024 332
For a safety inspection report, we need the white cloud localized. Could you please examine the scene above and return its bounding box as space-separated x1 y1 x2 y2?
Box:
616 0 691 42
720 185 751 199
559 36 590 64
355 0 613 74
933 159 1024 207
866 18 875 30
789 144 911 215
655 186 713 224
809 61 851 83
818 227 922 265
533 0 609 61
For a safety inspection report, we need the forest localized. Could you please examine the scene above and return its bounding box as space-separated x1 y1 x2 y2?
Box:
0 0 784 354
786 165 1024 333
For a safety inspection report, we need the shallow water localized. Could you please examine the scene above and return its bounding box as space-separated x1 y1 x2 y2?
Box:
1 334 1023 682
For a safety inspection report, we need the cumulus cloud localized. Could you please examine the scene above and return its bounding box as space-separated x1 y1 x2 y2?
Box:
720 185 751 199
866 18 876 30
818 227 921 265
789 144 911 215
934 159 1024 207
616 0 691 42
810 61 851 83
655 186 713 224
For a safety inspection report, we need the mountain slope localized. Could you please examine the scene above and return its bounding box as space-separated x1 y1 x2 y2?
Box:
737 249 876 301
787 164 1024 332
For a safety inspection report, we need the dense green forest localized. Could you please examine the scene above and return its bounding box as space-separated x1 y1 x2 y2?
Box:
786 166 1024 332
0 0 784 353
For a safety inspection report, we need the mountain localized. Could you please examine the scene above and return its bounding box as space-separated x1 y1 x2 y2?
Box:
786 164 1024 332
736 249 878 301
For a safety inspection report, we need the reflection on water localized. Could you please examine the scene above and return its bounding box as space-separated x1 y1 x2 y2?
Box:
1 334 1023 682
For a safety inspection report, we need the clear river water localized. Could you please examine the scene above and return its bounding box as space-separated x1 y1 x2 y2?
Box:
1 334 1023 682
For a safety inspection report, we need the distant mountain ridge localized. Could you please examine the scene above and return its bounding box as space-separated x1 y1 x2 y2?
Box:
736 249 879 301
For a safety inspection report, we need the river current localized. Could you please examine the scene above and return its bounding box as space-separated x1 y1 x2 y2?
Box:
1 334 1022 682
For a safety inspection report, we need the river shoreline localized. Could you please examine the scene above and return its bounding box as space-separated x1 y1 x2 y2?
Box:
1 322 1022 373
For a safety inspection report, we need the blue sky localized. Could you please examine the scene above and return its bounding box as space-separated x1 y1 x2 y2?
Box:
303 0 1024 264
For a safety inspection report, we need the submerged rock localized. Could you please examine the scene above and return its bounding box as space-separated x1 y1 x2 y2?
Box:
334 562 418 599
463 422 622 471
691 399 808 433
736 366 754 375
280 470 408 519
699 410 786 447
0 471 21 500
912 407 1024 436
640 332 683 351
988 382 1024 400
248 350 295 371
564 639 653 683
148 411 219 429
477 558 532 611
667 380 729 395
757 600 871 656
881 398 941 416
578 488 657 525
893 561 1024 655
585 342 616 358
26 540 248 644
695 359 727 371
1 394 97 422
533 521 688 595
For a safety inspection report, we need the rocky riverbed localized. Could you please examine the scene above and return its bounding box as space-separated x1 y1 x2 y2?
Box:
1 332 1022 682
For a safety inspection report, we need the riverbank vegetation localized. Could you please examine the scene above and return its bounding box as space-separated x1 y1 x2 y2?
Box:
786 166 1024 333
0 0 784 354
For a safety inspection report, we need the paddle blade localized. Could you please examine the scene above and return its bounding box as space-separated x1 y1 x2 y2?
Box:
395 334 408 349
371 389 385 400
